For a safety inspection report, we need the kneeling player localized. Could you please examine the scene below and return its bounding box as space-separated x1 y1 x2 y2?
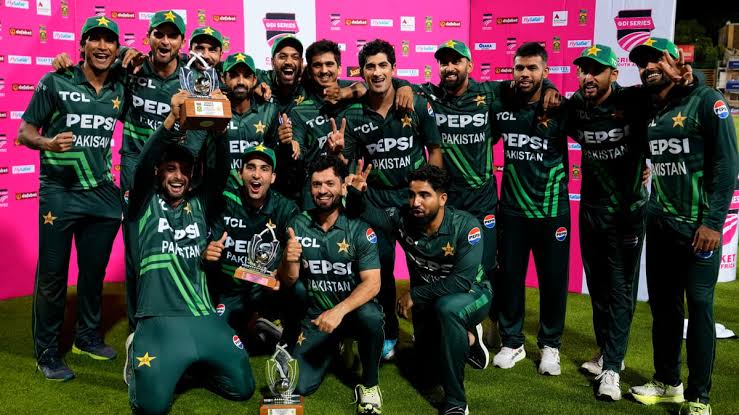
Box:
126 91 255 414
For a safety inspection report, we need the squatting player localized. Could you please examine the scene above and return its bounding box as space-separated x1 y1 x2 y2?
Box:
126 90 255 413
346 163 491 415
19 15 126 380
628 38 739 415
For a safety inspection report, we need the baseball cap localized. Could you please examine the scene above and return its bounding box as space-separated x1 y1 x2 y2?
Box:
190 26 223 48
149 10 186 37
271 35 304 57
81 15 119 40
629 37 679 67
241 144 277 170
434 39 472 61
573 44 618 69
223 52 256 74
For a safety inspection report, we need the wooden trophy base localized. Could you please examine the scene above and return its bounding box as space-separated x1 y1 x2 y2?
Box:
234 267 280 289
180 96 232 131
259 396 304 415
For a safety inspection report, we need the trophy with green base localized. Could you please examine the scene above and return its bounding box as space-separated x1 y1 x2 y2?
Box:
260 345 304 415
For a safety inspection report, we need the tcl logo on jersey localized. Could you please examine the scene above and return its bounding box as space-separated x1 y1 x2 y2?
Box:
66 114 116 131
714 100 729 119
555 227 568 241
483 214 496 229
468 227 481 245
303 259 353 275
503 133 549 150
132 96 170 116
366 136 414 155
435 113 488 128
305 114 332 128
58 91 91 102
296 237 320 248
157 218 201 240
648 138 690 155
577 127 628 144
366 228 377 244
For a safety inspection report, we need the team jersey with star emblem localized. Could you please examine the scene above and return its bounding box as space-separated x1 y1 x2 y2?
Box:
565 84 648 213
346 187 488 305
288 210 380 315
22 65 125 190
645 85 738 231
288 90 354 165
224 98 280 170
493 95 569 218
342 94 442 207
256 69 355 114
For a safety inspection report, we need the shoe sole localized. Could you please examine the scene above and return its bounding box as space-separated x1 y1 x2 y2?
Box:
72 344 116 361
597 389 622 402
493 349 526 369
580 364 601 376
123 332 134 385
631 393 685 405
37 364 75 382
468 324 490 369
357 404 381 414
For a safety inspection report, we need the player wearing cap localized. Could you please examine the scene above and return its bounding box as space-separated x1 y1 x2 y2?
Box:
345 163 491 415
490 42 569 376
627 38 738 415
281 156 383 414
188 26 224 74
18 15 126 381
257 35 307 113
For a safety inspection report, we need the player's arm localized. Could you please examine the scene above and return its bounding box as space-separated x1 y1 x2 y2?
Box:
18 74 69 151
278 224 302 287
415 96 444 168
344 163 401 235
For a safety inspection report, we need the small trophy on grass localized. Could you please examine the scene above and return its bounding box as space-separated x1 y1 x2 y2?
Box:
260 345 303 415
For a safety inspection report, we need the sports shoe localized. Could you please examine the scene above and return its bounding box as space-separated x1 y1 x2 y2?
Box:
538 346 561 376
580 351 625 376
381 339 397 361
679 401 712 415
630 380 685 405
493 345 525 369
440 405 469 415
595 369 622 401
72 333 117 360
123 332 134 385
466 324 489 369
255 317 283 349
37 349 75 381
355 384 382 414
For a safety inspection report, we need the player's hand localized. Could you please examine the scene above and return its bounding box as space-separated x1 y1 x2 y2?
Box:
203 231 228 262
660 49 693 86
323 84 341 104
395 86 414 112
121 48 146 74
642 166 651 186
692 225 721 253
348 160 372 192
290 140 301 160
397 292 413 320
543 88 562 111
311 306 346 333
44 131 74 152
284 227 302 263
51 52 74 72
278 113 293 145
326 118 346 155
254 82 272 101
211 89 227 100
165 90 188 130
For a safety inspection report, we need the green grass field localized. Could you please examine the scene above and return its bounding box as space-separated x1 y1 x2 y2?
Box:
1 280 738 414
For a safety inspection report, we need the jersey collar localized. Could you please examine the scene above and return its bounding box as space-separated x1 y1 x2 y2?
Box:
72 64 117 91
308 208 348 231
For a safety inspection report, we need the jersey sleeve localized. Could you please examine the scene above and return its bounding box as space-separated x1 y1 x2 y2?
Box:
22 73 57 128
700 91 739 231
287 106 307 161
354 221 381 272
345 187 401 235
413 95 441 147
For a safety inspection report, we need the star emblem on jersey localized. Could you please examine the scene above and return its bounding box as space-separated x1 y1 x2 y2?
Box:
294 95 305 105
401 114 412 128
337 238 350 253
644 38 656 46
111 96 121 110
474 95 485 107
538 115 550 128
672 111 686 128
297 331 306 346
266 219 276 231
586 45 601 56
235 53 246 62
136 352 156 367
42 211 57 225
442 242 455 256
96 16 110 27
203 27 215 36
164 11 177 21
183 202 192 214
254 121 266 134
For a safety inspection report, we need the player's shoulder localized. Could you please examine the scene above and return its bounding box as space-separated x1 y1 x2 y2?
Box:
447 207 482 235
692 86 731 120
346 215 378 246
271 190 299 217
289 210 312 229
412 93 435 118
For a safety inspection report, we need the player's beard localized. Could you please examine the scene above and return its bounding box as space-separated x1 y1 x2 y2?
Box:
411 204 440 226
641 68 671 93
229 84 251 102
441 69 467 92
313 192 342 213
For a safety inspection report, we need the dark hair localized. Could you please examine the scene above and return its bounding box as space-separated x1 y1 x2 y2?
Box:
306 39 341 67
408 164 449 193
515 41 548 63
79 29 120 58
159 144 195 167
307 155 346 180
358 39 396 69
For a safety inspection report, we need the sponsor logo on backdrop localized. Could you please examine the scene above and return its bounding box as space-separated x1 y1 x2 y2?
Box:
552 11 568 26
0 167 8 174
400 16 415 31
522 16 545 24
723 215 737 254
345 18 367 26
60 0 69 18
12 83 34 91
138 12 154 21
568 142 581 150
615 10 654 52
338 43 346 51
94 5 105 15
0 78 4 93
36 57 53 65
506 37 517 53
571 164 581 180
549 66 571 74
10 111 23 119
569 194 581 201
482 13 493 29
356 39 366 49
124 33 135 46
213 15 237 23
0 112 6 119
480 63 491 76
401 41 410 56
12 165 34 174
330 13 341 30
415 45 436 53
36 0 50 15
0 134 7 152
553 37 561 52
53 31 75 41
15 191 37 200
568 40 592 48
424 65 432 81
263 13 299 47
474 43 496 51
111 11 135 19
10 28 33 37
198 9 206 25
439 20 461 28
5 0 29 9
39 25 47 43
425 16 433 32
371 19 393 27
497 17 518 25
579 9 588 25
0 189 8 207
0 56 5 63
397 69 419 77
495 67 512 74
347 67 361 77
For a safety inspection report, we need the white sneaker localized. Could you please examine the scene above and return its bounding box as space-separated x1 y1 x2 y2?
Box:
355 384 382 414
123 332 134 385
580 351 626 376
492 345 525 369
630 380 685 405
538 346 561 376
595 370 622 401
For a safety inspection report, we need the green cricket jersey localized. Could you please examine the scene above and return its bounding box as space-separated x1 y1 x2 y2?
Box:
343 93 441 207
256 70 355 114
224 97 280 170
346 187 488 305
645 85 739 231
493 93 569 218
288 210 380 314
22 65 125 190
566 84 648 213
288 89 353 165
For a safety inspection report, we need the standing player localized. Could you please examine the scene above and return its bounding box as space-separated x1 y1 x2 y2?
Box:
258 36 306 113
491 42 569 376
627 38 738 415
188 26 224 73
346 163 491 415
341 39 443 359
126 90 255 413
281 156 383 415
18 15 126 380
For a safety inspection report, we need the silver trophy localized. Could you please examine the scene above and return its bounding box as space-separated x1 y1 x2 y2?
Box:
177 53 231 130
261 345 303 412
234 225 281 289
179 52 220 96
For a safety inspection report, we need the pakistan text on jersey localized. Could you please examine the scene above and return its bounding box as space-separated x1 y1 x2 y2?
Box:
308 278 353 293
441 132 485 145
72 135 111 148
161 241 202 259
652 161 688 176
583 144 628 160
371 155 412 169
505 150 544 161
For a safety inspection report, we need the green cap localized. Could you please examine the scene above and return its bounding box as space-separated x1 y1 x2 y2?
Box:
190 26 223 48
434 40 472 61
149 10 186 37
223 52 256 74
629 37 679 66
573 44 618 69
241 144 277 170
80 15 119 40
271 35 304 57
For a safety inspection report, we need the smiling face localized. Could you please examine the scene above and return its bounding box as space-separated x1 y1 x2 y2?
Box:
309 51 339 88
362 52 395 95
636 50 671 92
577 60 617 102
225 65 256 101
408 180 446 225
513 55 548 96
240 156 275 203
437 50 472 93
148 23 183 68
272 46 303 87
158 159 192 202
82 28 118 72
190 37 222 70
310 167 344 212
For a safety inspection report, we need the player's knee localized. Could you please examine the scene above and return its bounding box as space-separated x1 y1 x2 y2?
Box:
224 376 256 401
433 296 460 320
295 378 320 396
131 395 172 415
354 304 384 334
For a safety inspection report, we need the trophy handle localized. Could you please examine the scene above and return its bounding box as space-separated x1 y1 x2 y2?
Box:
186 52 212 71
